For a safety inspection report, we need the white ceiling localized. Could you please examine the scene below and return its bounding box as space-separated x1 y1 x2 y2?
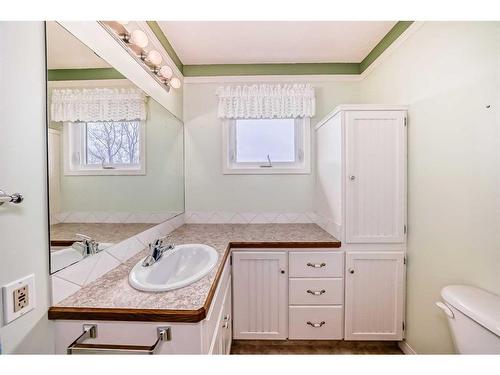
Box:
157 21 397 65
46 21 111 69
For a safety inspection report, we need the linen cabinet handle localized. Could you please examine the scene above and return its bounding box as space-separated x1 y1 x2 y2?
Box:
67 324 171 355
306 262 326 268
307 321 326 328
307 289 326 296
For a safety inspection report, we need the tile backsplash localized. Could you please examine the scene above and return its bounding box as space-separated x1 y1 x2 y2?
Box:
185 211 317 224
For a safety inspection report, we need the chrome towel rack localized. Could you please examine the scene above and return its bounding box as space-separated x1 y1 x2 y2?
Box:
0 190 23 206
67 324 171 355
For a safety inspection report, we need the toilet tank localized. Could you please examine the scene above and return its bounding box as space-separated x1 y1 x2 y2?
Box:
440 285 500 354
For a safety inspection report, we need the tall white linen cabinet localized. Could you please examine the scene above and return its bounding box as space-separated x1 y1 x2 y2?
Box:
315 105 408 341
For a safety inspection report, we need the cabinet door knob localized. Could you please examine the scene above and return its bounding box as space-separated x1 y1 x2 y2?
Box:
349 269 354 274
349 175 356 181
280 269 285 274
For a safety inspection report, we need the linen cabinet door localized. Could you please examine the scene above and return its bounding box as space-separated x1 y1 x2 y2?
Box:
344 252 405 340
232 251 288 339
345 110 406 243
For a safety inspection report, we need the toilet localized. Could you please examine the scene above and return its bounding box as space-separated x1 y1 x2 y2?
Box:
437 285 500 354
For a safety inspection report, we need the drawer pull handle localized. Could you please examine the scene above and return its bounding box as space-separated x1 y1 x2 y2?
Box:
307 289 326 296
306 262 326 268
307 321 326 328
223 314 230 321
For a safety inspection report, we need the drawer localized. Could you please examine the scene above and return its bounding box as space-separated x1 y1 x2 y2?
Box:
289 278 343 305
289 306 343 340
289 252 344 278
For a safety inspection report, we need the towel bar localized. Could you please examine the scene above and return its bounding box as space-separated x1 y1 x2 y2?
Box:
67 324 171 355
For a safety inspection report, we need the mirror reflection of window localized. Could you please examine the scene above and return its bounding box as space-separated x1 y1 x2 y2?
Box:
45 22 184 274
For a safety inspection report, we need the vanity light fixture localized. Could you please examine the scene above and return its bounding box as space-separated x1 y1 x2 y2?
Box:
170 77 181 89
100 21 182 92
145 50 162 66
129 29 149 49
159 65 173 80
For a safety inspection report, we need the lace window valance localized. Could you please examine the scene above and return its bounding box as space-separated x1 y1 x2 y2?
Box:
50 88 147 122
216 84 315 119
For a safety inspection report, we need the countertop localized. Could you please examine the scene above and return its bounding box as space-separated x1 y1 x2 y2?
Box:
49 223 340 322
50 223 156 244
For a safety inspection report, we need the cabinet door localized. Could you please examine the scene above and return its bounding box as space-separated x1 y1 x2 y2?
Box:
222 281 232 354
210 323 224 355
232 252 288 339
344 252 405 340
345 110 406 243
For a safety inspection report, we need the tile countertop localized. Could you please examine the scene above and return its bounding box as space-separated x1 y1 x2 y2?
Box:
49 224 340 321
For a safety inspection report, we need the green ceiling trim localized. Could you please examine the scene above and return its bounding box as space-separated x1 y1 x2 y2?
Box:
183 63 360 77
360 21 414 73
146 21 184 72
48 68 125 81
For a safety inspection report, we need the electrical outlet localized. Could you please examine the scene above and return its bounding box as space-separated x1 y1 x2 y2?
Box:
2 274 35 324
13 286 29 312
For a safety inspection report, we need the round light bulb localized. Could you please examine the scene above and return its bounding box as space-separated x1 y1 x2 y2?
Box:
159 65 173 79
170 77 181 89
129 30 148 49
146 50 162 66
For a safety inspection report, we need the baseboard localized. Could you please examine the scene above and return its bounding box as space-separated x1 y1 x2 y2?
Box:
398 340 417 354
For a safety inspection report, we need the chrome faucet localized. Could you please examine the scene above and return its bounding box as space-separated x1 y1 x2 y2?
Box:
142 236 175 267
73 233 100 256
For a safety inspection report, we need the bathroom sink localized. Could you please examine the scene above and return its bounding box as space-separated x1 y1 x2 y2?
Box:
128 244 219 292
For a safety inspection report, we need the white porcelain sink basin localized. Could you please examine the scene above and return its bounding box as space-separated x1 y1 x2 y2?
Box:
128 244 219 292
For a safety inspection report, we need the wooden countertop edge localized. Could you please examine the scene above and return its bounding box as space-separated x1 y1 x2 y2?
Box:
48 239 341 323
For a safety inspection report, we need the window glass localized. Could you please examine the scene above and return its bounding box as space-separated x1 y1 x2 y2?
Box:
235 119 295 163
84 121 141 166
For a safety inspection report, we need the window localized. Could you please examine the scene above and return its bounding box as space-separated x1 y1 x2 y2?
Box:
63 120 146 175
223 118 310 174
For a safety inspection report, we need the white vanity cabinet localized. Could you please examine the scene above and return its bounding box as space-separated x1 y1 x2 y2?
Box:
232 251 288 339
288 251 344 340
209 276 232 354
344 252 405 340
232 249 344 340
315 105 408 341
53 258 233 355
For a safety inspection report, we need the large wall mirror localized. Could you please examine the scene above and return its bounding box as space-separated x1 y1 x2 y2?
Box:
46 22 184 274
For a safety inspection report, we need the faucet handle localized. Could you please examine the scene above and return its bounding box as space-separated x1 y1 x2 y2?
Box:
75 233 92 242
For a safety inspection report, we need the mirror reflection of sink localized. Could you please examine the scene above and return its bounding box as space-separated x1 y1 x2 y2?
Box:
129 244 219 292
51 242 114 273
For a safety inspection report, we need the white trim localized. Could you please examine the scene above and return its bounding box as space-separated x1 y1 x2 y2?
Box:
48 79 134 89
185 74 362 84
398 340 417 355
62 120 147 176
222 118 311 175
314 104 409 130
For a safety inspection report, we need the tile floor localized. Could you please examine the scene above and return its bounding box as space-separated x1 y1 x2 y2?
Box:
230 340 403 355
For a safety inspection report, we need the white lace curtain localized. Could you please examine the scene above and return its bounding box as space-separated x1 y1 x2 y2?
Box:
50 88 147 122
216 84 315 119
